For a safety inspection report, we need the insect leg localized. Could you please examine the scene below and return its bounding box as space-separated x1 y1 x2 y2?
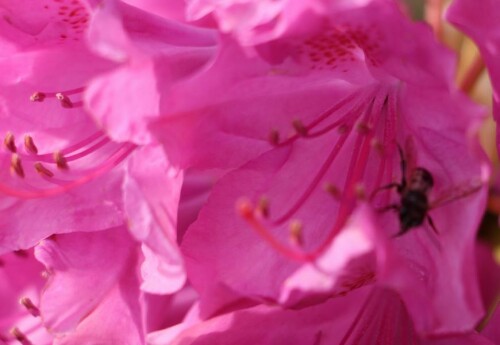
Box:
397 144 407 190
426 215 440 235
370 182 401 201
376 204 400 213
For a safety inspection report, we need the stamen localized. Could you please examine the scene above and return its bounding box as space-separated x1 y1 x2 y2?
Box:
268 129 280 146
323 182 341 199
29 92 46 102
55 92 73 108
23 135 38 154
370 138 383 154
292 119 308 136
10 154 24 178
13 250 28 257
10 327 32 345
338 124 349 134
4 132 16 153
356 122 371 134
34 163 54 178
236 199 307 261
19 297 40 317
236 198 254 219
256 196 270 218
272 121 353 225
289 220 304 246
0 143 136 199
53 151 68 170
355 183 366 200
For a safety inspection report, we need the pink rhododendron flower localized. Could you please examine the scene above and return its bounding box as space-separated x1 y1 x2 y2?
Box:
152 0 489 336
0 5 133 251
0 0 497 343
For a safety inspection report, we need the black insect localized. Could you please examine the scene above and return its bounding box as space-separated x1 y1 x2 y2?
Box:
376 145 438 237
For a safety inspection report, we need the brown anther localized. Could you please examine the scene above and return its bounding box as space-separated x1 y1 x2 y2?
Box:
268 129 280 146
323 182 341 199
355 183 366 200
292 119 308 136
29 91 46 102
53 151 69 170
10 327 31 345
20 297 40 317
256 196 270 218
370 138 383 154
356 122 371 134
55 92 73 108
4 132 16 153
236 198 254 219
23 135 38 154
13 250 28 257
10 154 25 178
337 124 349 134
34 162 54 178
289 220 303 246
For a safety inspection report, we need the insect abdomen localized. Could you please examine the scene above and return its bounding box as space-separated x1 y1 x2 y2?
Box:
398 191 429 234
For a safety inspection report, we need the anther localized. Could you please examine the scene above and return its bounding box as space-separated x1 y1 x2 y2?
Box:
4 132 16 153
337 124 349 134
10 154 25 178
323 182 341 199
24 135 38 154
34 163 54 178
289 220 304 246
236 198 254 219
10 327 32 345
256 196 270 218
355 183 366 200
268 129 280 146
53 151 69 170
370 138 383 154
41 271 50 279
29 92 46 102
19 297 40 317
13 250 28 257
292 119 308 136
356 122 371 134
55 93 73 108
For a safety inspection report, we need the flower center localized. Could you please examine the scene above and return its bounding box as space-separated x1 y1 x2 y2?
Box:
297 24 382 71
238 85 400 261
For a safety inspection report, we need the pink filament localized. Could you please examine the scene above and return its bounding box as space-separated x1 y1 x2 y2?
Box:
0 144 136 199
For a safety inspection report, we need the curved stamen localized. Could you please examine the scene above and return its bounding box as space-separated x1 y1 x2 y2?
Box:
270 95 371 225
0 144 136 199
276 89 371 147
271 124 354 226
237 200 308 261
240 89 394 261
311 92 386 257
20 132 107 162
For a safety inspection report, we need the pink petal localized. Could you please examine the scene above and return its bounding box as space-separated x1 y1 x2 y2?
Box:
123 145 186 294
35 227 140 336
